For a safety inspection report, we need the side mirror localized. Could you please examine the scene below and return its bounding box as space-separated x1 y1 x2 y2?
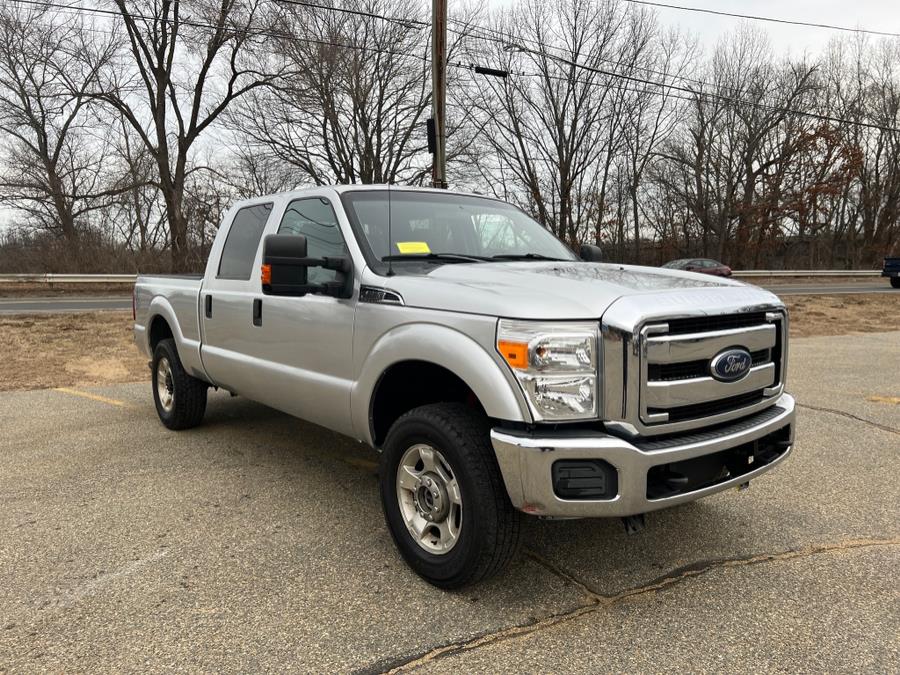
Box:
261 234 354 299
262 234 309 296
579 244 603 262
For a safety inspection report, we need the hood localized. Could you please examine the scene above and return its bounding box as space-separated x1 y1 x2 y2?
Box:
368 262 782 320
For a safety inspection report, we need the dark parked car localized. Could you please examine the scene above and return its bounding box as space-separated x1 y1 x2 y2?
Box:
883 256 900 288
662 258 733 277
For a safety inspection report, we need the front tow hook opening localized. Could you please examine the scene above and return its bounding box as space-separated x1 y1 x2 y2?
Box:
622 513 646 535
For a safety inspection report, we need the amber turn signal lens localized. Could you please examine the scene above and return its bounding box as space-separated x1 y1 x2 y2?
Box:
261 263 272 285
498 340 528 369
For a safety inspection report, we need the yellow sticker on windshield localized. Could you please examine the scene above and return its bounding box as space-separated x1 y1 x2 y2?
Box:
396 241 431 254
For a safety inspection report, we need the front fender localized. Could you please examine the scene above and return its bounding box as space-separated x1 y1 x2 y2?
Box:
351 322 532 445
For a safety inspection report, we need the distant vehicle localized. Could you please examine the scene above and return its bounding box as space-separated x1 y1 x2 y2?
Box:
133 186 794 588
663 258 733 277
883 256 900 288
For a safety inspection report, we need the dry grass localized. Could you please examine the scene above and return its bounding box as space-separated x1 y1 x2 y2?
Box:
0 294 897 392
736 275 882 286
0 311 145 392
783 294 900 338
0 282 132 298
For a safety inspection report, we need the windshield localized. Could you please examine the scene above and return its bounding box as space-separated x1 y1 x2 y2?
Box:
341 191 577 270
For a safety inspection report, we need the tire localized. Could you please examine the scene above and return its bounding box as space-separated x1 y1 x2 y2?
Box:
151 338 208 430
379 403 522 589
891 277 900 289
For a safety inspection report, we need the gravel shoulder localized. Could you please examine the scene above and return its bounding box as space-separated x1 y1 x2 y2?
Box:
0 294 898 391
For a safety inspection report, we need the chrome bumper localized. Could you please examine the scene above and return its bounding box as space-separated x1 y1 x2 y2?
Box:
491 394 795 518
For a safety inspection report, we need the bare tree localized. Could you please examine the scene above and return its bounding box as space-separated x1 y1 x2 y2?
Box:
0 6 117 243
465 0 669 246
95 0 284 271
101 115 168 257
230 0 475 186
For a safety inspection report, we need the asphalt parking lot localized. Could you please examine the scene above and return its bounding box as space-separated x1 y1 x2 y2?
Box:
1 332 898 672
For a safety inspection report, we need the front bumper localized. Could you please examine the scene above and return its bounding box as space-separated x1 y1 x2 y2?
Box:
491 393 795 518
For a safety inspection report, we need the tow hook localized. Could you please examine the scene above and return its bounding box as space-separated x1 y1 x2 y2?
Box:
621 513 646 535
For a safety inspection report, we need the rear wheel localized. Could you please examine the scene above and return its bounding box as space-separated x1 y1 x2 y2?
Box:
379 403 522 588
152 338 208 430
891 277 900 288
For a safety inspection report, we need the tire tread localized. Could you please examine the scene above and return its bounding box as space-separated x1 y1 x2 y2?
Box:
382 402 522 588
153 338 207 430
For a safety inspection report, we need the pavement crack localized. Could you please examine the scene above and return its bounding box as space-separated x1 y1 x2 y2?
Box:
797 402 899 435
372 537 899 674
524 549 603 600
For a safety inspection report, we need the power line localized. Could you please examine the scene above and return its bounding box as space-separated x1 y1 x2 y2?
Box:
510 42 900 133
621 0 900 39
3 0 898 133
1 0 433 63
273 0 427 29
451 19 746 96
447 18 900 133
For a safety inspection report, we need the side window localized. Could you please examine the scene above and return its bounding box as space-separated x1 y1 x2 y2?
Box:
278 197 348 284
217 203 273 280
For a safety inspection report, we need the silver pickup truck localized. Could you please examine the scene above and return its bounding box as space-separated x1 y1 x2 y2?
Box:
134 185 795 588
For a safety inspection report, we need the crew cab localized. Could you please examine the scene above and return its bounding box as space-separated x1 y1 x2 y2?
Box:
134 186 795 588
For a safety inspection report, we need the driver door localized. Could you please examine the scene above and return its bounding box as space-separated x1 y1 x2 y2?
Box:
240 194 358 436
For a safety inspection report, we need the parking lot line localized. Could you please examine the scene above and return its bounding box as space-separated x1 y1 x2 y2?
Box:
867 395 900 405
53 386 132 408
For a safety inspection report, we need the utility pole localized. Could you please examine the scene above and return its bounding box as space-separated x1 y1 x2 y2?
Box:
431 0 447 188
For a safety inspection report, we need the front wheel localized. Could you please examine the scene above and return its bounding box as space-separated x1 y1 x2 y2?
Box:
891 277 900 288
152 338 208 430
379 403 522 589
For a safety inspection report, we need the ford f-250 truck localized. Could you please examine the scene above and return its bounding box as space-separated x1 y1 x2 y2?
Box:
134 186 795 588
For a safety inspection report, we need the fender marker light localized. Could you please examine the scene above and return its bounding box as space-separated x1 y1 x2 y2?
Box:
498 340 528 369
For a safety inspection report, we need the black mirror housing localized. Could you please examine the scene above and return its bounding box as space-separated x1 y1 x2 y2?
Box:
263 234 310 296
262 234 354 299
580 244 603 262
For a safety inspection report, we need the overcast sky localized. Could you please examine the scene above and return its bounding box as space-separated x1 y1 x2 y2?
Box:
488 0 900 58
3 1 900 232
635 0 900 58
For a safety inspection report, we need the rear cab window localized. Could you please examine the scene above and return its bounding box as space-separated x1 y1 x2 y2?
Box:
218 203 273 280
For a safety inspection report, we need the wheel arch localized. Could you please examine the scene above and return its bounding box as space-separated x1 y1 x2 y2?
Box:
146 296 208 381
353 324 531 447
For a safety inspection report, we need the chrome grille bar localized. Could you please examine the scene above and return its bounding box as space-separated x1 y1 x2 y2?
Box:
646 324 777 364
645 363 775 408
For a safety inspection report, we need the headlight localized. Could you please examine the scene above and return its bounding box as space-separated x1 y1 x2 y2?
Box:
496 320 598 421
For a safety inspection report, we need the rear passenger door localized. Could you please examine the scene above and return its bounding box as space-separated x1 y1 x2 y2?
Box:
200 201 274 394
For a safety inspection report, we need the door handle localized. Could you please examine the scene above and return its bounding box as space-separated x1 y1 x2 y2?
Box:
252 298 262 327
205 294 213 318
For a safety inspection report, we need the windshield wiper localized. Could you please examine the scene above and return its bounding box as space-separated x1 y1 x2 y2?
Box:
490 253 569 262
381 253 488 264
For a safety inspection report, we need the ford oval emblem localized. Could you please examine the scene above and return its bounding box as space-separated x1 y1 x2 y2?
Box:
710 348 753 382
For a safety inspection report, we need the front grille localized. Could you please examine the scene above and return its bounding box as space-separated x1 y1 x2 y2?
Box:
637 310 786 430
648 349 769 382
664 312 768 335
648 389 766 422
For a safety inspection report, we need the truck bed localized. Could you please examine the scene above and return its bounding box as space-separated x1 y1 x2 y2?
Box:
133 273 206 380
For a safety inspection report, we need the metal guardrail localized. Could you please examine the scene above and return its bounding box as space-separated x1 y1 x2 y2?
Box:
0 270 882 283
733 270 879 277
0 273 138 283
